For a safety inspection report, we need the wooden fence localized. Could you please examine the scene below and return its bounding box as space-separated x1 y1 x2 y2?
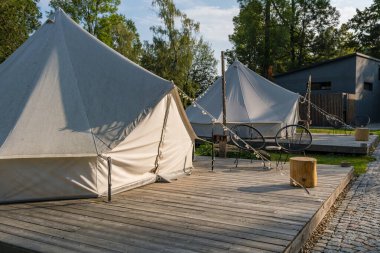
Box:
299 93 355 127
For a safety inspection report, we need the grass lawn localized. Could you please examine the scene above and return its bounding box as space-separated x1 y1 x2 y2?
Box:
269 152 375 175
309 127 380 137
195 142 376 175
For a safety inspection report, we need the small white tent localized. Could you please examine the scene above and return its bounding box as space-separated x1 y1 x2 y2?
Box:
0 9 195 203
186 61 300 137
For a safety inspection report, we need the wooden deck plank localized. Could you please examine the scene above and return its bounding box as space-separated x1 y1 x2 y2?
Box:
22 204 283 252
0 157 353 253
43 203 284 252
0 208 219 253
0 230 77 253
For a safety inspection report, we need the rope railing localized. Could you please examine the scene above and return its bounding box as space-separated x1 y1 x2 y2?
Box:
176 87 271 166
176 86 352 197
299 94 354 131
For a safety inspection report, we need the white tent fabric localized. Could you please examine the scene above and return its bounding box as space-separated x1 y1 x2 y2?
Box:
186 61 300 137
0 9 195 203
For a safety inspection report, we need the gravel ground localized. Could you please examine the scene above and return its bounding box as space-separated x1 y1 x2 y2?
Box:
302 146 380 253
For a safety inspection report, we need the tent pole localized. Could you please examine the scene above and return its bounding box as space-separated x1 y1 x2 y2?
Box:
98 155 113 202
107 157 112 202
219 51 227 158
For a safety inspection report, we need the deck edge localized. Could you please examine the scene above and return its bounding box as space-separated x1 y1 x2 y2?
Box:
0 242 38 253
283 167 354 253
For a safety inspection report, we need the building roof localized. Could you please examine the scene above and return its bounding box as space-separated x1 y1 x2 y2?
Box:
274 53 380 78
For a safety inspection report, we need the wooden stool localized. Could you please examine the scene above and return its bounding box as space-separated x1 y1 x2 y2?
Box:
355 128 369 141
289 157 317 188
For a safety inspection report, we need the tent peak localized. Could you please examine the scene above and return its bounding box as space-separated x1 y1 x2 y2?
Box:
46 8 66 24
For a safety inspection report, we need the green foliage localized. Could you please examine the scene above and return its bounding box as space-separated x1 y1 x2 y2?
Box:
49 0 120 35
229 0 350 74
141 0 217 101
196 142 374 175
49 0 142 62
97 14 142 63
272 152 374 174
195 143 213 156
309 127 380 137
0 0 41 63
348 0 380 58
189 38 218 96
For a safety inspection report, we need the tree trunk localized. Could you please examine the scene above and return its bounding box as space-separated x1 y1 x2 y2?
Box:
290 157 317 188
290 0 296 68
263 0 271 78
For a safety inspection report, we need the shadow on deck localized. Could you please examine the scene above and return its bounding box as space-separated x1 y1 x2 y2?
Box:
0 156 353 253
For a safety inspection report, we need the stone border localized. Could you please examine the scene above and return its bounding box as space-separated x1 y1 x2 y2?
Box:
284 167 354 253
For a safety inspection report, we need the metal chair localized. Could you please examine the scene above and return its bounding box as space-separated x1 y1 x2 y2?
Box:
267 124 312 168
326 115 349 135
352 115 370 128
228 124 268 168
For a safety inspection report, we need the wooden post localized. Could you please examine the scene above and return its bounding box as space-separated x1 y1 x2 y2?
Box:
289 157 317 188
219 51 227 158
306 75 311 129
355 128 369 141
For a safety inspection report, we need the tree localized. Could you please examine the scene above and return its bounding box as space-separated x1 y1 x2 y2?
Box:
49 0 120 35
228 0 265 72
229 0 342 74
0 0 41 63
141 0 217 99
50 0 143 62
272 0 342 66
97 14 142 63
348 0 380 58
187 38 217 95
228 0 289 75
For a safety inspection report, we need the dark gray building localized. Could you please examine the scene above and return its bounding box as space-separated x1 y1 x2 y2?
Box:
274 53 380 124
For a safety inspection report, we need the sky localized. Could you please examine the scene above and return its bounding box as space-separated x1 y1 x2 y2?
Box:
38 0 373 71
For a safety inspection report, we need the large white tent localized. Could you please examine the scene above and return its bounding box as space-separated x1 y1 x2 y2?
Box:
186 61 300 137
0 9 196 203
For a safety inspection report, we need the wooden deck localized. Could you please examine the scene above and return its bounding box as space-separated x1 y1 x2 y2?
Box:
307 133 379 154
0 157 353 253
264 133 379 155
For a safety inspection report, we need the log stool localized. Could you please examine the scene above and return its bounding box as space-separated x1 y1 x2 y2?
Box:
354 128 369 141
289 157 317 188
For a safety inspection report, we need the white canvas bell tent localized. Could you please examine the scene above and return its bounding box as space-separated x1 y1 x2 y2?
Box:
0 9 196 203
186 61 300 137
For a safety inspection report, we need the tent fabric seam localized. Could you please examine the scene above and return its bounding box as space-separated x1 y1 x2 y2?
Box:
235 66 252 122
60 9 170 84
59 17 100 155
154 94 171 174
171 88 197 140
239 65 284 121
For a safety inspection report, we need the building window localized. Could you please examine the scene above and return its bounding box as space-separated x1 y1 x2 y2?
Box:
309 82 332 90
364 82 373 91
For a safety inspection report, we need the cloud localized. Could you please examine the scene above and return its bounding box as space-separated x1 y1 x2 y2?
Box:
38 0 51 12
184 6 239 42
337 6 357 24
182 5 239 72
331 0 372 24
